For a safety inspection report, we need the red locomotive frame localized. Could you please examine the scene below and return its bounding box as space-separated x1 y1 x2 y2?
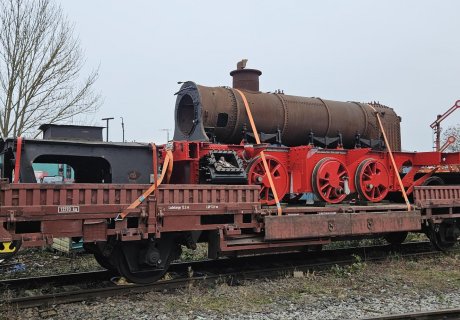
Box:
164 140 459 205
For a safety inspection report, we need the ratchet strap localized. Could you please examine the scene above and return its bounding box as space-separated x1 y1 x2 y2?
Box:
235 89 283 216
152 143 158 188
115 147 174 221
369 105 411 211
13 137 23 183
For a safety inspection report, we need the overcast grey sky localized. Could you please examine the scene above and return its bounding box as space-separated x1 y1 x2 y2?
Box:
59 1 460 151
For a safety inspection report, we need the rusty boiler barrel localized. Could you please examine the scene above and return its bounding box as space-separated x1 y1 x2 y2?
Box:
173 81 401 150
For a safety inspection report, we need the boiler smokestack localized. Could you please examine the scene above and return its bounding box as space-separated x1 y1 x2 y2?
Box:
230 59 262 92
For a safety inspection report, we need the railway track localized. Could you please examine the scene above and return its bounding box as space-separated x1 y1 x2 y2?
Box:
364 308 460 319
0 241 452 310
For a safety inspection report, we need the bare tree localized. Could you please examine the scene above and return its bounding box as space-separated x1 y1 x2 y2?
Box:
0 0 101 138
442 124 460 152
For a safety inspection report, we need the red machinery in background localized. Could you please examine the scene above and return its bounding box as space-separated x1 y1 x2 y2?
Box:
431 100 460 151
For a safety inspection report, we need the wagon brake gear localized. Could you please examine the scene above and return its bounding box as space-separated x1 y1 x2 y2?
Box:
115 148 174 221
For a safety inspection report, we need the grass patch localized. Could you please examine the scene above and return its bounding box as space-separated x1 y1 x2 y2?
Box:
178 243 208 262
0 248 101 280
324 232 428 251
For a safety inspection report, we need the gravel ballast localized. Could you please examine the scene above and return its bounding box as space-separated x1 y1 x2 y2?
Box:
2 249 460 320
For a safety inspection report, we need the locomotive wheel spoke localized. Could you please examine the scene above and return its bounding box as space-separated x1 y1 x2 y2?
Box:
320 181 330 191
271 163 281 176
372 188 378 198
325 186 333 199
247 155 289 205
355 159 390 202
262 187 269 200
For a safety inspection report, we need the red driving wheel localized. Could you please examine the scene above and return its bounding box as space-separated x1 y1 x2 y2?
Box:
247 155 289 205
355 158 390 202
312 158 349 204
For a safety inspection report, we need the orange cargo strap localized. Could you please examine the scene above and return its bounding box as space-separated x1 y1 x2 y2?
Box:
152 143 158 188
369 105 411 211
235 89 283 216
13 137 23 183
115 148 174 221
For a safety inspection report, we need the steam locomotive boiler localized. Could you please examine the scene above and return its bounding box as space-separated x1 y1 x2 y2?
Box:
174 66 401 150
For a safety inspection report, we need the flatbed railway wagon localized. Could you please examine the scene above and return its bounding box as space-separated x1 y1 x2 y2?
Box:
0 62 460 283
0 181 459 283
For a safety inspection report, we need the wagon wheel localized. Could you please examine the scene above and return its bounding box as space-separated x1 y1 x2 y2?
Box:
312 158 349 204
0 240 22 260
93 253 118 271
428 220 459 251
355 159 390 202
384 232 408 246
247 155 289 205
83 242 118 271
113 236 180 284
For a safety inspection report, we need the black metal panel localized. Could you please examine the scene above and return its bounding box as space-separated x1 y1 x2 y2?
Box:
39 124 104 141
2 138 153 184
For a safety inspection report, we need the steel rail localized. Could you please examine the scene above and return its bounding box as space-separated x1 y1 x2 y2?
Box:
0 241 432 288
0 241 453 310
363 308 460 320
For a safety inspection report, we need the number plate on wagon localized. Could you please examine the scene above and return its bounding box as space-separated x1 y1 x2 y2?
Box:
58 205 80 214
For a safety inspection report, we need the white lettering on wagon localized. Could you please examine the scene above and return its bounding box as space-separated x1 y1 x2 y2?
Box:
206 205 219 209
58 205 80 214
167 205 190 210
